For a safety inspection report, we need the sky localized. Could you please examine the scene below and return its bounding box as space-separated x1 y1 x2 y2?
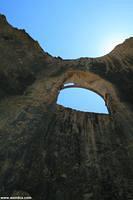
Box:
0 0 132 113
0 0 132 59
57 88 109 114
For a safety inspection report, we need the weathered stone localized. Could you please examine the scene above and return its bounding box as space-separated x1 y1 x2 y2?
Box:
11 190 31 198
0 14 133 200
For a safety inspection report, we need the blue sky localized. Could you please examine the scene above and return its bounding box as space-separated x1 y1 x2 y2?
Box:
0 0 132 58
0 1 132 113
57 88 109 113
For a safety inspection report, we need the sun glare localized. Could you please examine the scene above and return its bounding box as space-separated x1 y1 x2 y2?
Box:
101 36 127 55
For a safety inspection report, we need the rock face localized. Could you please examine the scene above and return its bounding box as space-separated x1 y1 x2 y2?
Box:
0 14 133 200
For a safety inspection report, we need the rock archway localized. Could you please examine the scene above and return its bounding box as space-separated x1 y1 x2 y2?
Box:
0 15 133 200
57 86 109 113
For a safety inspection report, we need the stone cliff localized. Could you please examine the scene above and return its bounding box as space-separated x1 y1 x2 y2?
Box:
0 14 133 200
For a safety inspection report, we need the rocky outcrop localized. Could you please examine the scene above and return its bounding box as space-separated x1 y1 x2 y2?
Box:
0 14 133 200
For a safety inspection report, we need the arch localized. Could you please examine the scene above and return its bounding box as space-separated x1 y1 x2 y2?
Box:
43 70 117 114
57 86 109 114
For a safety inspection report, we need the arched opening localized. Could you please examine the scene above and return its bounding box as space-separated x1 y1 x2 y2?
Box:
57 87 109 114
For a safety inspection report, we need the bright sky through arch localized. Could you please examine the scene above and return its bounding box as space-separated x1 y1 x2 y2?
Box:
57 88 109 114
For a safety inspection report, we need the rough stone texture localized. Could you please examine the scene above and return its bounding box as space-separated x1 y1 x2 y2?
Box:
0 14 133 200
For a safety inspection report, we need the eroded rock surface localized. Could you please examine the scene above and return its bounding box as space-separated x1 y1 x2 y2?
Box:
0 14 133 200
